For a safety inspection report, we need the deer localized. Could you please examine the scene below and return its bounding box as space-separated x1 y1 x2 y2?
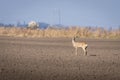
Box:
72 37 88 55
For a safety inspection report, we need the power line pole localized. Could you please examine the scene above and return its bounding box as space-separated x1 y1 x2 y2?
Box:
58 9 61 25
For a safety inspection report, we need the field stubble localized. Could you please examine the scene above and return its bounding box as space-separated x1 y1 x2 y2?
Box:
0 37 120 80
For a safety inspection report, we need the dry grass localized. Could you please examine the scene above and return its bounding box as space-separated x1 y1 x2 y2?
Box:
0 26 120 39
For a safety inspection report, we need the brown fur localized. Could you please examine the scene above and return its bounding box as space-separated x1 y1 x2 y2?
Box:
72 37 88 55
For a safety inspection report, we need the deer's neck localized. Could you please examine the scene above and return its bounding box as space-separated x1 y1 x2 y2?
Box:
72 38 75 44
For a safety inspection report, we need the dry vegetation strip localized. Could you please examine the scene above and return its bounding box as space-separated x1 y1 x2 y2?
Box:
0 27 120 39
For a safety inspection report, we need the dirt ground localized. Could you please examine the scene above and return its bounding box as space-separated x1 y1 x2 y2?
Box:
0 36 120 80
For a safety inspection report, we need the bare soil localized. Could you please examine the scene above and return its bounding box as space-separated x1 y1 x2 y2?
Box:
0 36 120 80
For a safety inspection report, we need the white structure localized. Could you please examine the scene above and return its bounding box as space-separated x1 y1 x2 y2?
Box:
27 21 39 29
72 37 88 55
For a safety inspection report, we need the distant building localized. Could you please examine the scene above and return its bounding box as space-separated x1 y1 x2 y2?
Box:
27 21 39 29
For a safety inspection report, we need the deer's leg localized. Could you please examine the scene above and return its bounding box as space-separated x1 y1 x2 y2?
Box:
75 47 77 55
82 47 87 56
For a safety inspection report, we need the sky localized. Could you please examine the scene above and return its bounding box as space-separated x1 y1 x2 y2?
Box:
0 0 120 28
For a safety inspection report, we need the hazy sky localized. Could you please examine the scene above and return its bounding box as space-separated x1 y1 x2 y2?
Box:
0 0 120 28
